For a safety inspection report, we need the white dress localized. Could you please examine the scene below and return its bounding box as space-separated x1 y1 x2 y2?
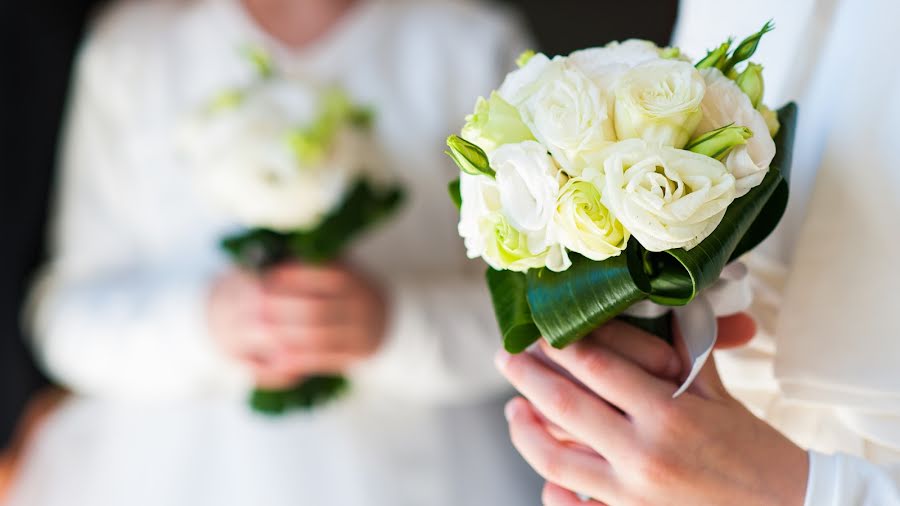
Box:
676 1 900 504
8 1 544 505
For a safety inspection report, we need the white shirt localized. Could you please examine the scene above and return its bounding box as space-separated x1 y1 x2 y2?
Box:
9 1 543 505
675 1 900 504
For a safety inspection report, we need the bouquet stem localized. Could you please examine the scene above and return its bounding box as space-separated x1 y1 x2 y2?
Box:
250 375 350 415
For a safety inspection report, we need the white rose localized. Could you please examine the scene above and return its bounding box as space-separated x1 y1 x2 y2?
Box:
554 176 629 261
697 68 776 197
614 59 706 148
594 139 736 252
568 39 663 90
498 55 616 174
458 172 570 272
491 141 565 253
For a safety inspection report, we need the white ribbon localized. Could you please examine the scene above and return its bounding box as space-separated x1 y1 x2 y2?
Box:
625 261 753 397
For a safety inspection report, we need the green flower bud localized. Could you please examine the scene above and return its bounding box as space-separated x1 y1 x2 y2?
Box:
695 39 732 70
723 20 774 73
445 135 495 178
735 63 765 108
516 49 536 68
686 124 753 160
461 92 534 152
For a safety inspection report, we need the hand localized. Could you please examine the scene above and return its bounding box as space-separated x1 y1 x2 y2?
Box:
496 316 808 506
208 262 386 388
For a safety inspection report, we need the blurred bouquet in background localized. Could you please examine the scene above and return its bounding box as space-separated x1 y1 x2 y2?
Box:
181 48 404 414
447 23 795 393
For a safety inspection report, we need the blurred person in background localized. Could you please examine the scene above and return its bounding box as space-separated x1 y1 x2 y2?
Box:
0 0 104 497
6 0 544 505
498 1 900 505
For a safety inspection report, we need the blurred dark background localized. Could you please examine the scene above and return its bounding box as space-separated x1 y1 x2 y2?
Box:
503 0 678 55
0 0 678 448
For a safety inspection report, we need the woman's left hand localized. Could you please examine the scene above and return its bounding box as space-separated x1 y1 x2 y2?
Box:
496 318 809 506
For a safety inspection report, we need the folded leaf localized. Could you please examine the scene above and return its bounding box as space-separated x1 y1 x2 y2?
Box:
487 268 542 353
527 245 651 349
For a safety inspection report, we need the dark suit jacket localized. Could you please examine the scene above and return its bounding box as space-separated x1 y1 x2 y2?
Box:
0 0 104 449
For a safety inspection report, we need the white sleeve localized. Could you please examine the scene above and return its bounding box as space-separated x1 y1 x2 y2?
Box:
29 25 249 400
805 451 900 506
350 273 511 404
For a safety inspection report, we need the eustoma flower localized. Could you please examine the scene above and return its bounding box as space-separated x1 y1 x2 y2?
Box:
614 59 706 148
696 68 775 196
594 139 736 251
499 55 615 175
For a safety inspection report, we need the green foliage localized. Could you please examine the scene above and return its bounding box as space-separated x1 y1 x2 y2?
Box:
250 375 349 414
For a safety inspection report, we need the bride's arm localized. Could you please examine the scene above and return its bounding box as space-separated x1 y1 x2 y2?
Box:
28 15 248 400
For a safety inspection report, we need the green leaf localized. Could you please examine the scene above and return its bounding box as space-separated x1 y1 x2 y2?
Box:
250 375 349 414
448 178 461 210
527 245 651 349
486 268 542 353
731 102 796 258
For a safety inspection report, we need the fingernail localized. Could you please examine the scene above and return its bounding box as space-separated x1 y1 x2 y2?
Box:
494 349 512 370
504 399 518 421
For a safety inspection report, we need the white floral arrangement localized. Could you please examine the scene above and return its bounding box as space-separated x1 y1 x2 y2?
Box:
447 23 796 378
180 48 404 414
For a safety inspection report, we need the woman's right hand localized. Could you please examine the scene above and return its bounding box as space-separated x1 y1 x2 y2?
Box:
207 262 386 388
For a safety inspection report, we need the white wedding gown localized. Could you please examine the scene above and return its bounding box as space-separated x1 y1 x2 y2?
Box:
7 1 543 505
676 1 900 504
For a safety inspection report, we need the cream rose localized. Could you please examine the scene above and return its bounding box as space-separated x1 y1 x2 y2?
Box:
594 139 736 252
614 59 705 148
554 176 629 261
498 55 615 174
696 68 776 197
568 39 663 91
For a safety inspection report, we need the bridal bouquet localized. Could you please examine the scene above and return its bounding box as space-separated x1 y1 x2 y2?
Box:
181 49 404 414
448 24 795 389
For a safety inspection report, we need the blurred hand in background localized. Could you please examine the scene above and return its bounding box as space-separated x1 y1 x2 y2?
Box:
208 262 386 388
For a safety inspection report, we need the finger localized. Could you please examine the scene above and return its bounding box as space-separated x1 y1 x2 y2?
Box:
588 321 681 379
264 263 353 296
271 325 372 353
261 293 351 326
714 313 757 349
505 398 618 504
543 482 608 506
496 350 631 458
533 410 595 452
538 323 677 415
